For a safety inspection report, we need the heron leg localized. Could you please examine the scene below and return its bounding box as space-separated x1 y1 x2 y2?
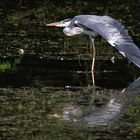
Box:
89 36 95 87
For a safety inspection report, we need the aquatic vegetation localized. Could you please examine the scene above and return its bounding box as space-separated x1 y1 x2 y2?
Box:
0 56 23 72
0 86 140 139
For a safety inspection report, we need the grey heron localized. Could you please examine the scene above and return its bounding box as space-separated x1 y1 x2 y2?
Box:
47 15 140 86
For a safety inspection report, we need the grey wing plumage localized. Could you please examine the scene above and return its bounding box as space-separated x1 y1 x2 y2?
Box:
125 77 140 91
75 15 140 68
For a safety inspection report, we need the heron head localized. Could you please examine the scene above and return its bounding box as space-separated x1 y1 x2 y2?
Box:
47 18 84 36
47 19 71 27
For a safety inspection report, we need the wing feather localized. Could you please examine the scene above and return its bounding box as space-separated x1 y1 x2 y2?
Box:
75 15 140 68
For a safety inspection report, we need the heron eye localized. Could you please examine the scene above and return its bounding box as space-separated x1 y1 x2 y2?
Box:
74 23 79 27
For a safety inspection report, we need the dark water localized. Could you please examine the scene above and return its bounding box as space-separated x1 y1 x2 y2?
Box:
0 55 140 140
0 55 137 88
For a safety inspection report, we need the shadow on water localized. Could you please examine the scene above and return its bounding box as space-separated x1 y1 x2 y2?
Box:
0 55 140 139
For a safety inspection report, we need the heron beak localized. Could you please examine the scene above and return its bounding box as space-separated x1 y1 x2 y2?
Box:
46 22 64 27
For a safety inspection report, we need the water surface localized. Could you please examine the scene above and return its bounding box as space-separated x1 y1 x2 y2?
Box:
0 56 140 139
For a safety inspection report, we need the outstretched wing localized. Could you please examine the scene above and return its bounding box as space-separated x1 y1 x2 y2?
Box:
74 15 140 68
